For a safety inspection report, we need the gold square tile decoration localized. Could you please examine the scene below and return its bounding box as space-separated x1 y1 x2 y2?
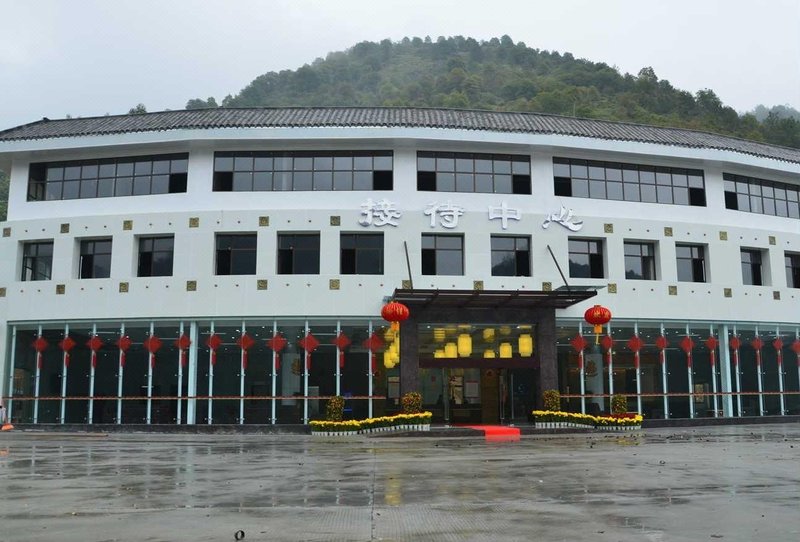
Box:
769 236 776 245
329 279 340 290
401 280 412 289
186 280 197 292
664 227 673 237
330 216 341 226
122 220 133 231
257 279 268 291
2 227 10 237
604 223 614 234
723 288 732 298
474 280 484 290
60 223 70 234
189 217 200 228
0 287 6 297
773 291 781 300
56 284 66 295
259 216 270 227
119 282 129 293
607 283 617 294
719 231 727 241
668 285 677 296
541 281 552 291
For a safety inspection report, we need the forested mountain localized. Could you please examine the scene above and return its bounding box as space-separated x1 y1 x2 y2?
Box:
187 36 800 149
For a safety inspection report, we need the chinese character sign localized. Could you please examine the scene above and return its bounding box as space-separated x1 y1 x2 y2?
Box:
488 202 521 230
359 198 402 227
424 201 465 229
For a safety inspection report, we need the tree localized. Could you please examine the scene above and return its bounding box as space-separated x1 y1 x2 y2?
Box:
128 104 147 114
185 97 218 110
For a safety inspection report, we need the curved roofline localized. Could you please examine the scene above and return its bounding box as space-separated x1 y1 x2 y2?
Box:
1 106 799 166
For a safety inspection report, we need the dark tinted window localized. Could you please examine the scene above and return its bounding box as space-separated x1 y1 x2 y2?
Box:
278 234 320 274
216 234 257 275
138 236 175 277
79 239 112 279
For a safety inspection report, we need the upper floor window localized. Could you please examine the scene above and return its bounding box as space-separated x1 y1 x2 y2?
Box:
786 252 800 288
138 236 174 277
741 248 765 286
676 243 706 283
28 154 188 201
215 234 256 276
213 152 392 192
421 234 463 275
417 152 531 194
723 173 800 219
341 233 383 275
624 241 657 280
79 239 112 279
21 241 53 281
568 238 604 279
554 158 705 206
278 233 320 274
490 235 531 276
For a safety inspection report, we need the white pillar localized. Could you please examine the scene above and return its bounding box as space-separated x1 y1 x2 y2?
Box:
719 325 734 417
303 320 309 424
756 326 764 416
88 324 97 424
60 323 69 424
579 322 586 415
606 322 613 407
634 322 642 415
271 320 277 425
733 325 743 417
687 323 695 419
6 326 17 422
776 326 785 416
239 320 246 425
146 321 154 424
335 321 342 397
33 324 42 424
208 321 215 425
117 323 125 424
368 320 374 419
187 321 198 425
177 322 184 425
660 323 669 419
710 325 719 417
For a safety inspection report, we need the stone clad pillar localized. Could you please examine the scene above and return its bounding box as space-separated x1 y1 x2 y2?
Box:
536 308 557 409
399 315 419 394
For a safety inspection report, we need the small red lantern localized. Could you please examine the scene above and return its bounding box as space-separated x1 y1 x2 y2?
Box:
381 301 410 331
266 333 288 371
584 304 611 342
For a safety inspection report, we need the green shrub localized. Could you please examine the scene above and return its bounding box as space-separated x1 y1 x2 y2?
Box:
543 389 561 411
611 394 628 415
401 391 423 413
326 395 345 421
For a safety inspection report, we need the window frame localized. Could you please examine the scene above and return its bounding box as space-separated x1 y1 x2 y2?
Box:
421 233 464 276
724 173 800 220
675 243 706 283
786 252 800 288
568 238 605 279
741 248 765 286
137 235 175 277
79 238 113 279
490 235 531 277
215 233 257 276
417 151 531 195
21 241 54 281
277 233 321 275
624 241 657 281
340 233 384 275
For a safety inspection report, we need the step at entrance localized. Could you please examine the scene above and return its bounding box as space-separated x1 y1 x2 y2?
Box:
464 424 521 442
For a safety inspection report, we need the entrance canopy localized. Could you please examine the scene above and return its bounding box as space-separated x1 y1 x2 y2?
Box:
391 288 597 310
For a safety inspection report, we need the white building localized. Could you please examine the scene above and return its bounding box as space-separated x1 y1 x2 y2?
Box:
0 107 798 426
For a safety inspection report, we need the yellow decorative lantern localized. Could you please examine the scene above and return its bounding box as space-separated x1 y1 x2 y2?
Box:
457 333 472 357
518 334 533 357
483 349 496 358
433 328 446 342
434 349 445 358
444 342 457 358
383 350 393 368
383 328 396 342
482 328 495 341
499 326 512 336
499 342 513 358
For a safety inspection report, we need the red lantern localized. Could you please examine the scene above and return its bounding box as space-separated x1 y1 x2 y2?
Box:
206 334 222 366
32 336 49 370
266 333 287 371
627 335 643 369
59 336 76 368
116 335 132 367
298 332 320 372
87 335 104 368
362 332 385 374
381 301 410 332
584 305 612 341
331 332 351 370
236 333 256 370
174 334 191 367
144 335 162 369
570 334 587 370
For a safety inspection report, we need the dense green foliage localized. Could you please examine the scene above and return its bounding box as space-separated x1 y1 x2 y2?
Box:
188 35 800 149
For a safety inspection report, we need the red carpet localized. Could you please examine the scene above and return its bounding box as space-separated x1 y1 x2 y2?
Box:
464 425 521 442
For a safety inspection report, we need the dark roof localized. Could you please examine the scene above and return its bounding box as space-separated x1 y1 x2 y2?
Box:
392 288 597 310
1 107 799 164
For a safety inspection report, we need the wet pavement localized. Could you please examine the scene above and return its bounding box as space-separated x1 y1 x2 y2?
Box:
1 424 799 541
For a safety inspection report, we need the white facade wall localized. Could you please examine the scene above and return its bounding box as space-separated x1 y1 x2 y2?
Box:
1 127 799 395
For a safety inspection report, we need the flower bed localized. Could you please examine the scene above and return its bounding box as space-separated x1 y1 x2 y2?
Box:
532 410 643 430
310 412 432 436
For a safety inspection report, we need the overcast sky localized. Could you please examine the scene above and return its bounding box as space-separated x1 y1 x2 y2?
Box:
1 0 799 130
